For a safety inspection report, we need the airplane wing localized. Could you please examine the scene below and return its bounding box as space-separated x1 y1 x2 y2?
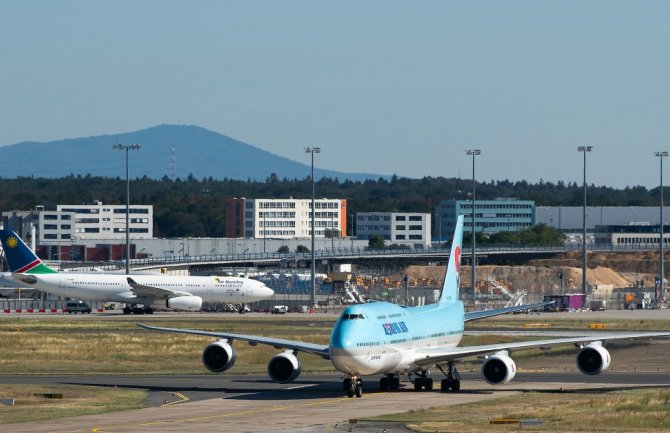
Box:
412 331 670 367
464 302 553 322
137 323 331 359
127 277 188 298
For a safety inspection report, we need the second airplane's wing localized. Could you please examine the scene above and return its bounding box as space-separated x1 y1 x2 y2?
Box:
137 323 331 359
127 277 186 298
412 331 670 366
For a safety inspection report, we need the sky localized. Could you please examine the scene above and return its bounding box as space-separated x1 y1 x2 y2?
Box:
1 1 669 188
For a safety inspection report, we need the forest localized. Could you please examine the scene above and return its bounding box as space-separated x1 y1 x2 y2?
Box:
0 174 664 238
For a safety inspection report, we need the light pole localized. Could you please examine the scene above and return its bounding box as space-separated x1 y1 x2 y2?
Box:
656 151 668 300
466 149 481 301
113 143 140 274
305 147 320 307
578 146 593 296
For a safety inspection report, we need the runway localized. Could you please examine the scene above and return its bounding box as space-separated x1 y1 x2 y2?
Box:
2 372 670 433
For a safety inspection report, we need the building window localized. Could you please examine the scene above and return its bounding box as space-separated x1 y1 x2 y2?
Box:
396 225 406 230
44 224 58 230
409 216 422 221
43 214 58 220
395 215 406 221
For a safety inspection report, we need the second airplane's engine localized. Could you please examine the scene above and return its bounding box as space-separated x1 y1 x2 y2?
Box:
576 342 611 375
166 295 203 311
267 352 301 383
481 351 517 385
202 340 237 373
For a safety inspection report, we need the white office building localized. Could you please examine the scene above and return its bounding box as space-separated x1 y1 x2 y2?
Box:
356 212 432 248
225 198 348 239
2 202 153 244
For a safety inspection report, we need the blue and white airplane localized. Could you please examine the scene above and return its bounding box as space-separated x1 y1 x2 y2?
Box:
140 215 670 397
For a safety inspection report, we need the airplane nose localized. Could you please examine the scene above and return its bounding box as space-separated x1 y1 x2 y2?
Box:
262 284 274 297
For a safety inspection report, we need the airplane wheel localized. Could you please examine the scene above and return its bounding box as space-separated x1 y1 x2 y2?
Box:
425 378 434 391
441 378 452 392
355 383 363 398
391 377 400 390
414 378 423 391
451 380 461 392
379 376 389 391
123 306 132 315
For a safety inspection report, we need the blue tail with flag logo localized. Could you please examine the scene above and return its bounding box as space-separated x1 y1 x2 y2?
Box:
0 230 56 274
437 215 464 306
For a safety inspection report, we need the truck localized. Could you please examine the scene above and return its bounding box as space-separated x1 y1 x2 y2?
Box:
271 305 288 314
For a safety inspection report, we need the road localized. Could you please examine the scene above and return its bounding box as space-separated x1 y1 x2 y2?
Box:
2 372 670 433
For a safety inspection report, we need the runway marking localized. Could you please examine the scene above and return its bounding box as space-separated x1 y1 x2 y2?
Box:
163 392 190 406
285 384 317 390
49 393 386 433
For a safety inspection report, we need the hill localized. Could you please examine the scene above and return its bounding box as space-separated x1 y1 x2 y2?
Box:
0 124 386 182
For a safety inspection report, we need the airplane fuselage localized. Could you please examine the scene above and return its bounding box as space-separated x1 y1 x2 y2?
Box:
329 301 465 376
14 273 273 305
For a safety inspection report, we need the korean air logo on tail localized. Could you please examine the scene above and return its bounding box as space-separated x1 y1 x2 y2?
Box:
454 245 460 285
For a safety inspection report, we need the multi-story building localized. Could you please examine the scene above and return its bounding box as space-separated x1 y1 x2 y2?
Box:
435 198 535 241
224 198 348 239
2 201 153 245
355 212 431 248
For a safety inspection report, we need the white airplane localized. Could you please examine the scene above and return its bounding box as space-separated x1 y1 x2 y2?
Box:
139 215 670 397
0 229 274 314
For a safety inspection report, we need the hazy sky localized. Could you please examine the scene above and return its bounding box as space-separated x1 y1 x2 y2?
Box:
2 1 668 188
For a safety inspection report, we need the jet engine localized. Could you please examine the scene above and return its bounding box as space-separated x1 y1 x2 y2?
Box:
481 351 517 385
576 342 611 375
202 340 237 373
166 295 203 311
267 351 301 383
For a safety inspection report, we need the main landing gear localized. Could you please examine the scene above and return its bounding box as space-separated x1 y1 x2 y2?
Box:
122 306 154 315
379 374 400 391
437 361 461 392
343 376 363 398
413 371 434 391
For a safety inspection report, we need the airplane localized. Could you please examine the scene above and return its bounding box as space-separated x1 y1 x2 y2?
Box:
139 215 670 397
0 229 274 314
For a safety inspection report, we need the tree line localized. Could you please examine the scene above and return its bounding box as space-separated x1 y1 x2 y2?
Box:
0 174 664 238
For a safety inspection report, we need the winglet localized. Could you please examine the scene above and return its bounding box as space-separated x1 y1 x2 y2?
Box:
0 229 56 274
437 215 464 305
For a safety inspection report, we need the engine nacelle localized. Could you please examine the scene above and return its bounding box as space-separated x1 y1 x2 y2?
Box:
166 295 203 311
481 352 517 385
577 342 611 375
202 340 237 373
267 351 301 383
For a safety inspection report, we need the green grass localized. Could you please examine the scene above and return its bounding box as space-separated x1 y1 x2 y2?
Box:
367 388 670 432
0 384 146 424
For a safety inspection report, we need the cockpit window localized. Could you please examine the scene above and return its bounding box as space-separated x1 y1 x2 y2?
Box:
342 313 364 320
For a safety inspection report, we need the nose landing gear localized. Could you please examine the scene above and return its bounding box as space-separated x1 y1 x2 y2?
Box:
343 376 363 398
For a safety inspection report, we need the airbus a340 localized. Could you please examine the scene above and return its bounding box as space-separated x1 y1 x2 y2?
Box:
0 230 274 314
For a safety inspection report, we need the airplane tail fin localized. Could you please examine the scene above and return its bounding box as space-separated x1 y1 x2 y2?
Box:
0 230 56 274
437 215 464 306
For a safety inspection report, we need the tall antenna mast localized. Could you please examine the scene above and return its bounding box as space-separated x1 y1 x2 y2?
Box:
171 147 176 180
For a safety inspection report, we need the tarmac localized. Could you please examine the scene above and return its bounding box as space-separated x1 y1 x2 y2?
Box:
2 372 670 433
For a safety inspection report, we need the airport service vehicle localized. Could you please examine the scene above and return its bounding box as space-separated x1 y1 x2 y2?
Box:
66 300 92 314
0 230 274 314
140 215 670 397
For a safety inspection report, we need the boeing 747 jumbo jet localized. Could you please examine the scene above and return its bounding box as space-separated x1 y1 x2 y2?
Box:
0 230 274 314
140 216 670 397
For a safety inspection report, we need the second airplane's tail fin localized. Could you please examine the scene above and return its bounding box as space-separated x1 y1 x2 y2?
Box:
437 215 464 306
0 230 56 274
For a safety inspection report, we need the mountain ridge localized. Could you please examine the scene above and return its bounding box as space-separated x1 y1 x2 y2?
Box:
0 124 388 181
